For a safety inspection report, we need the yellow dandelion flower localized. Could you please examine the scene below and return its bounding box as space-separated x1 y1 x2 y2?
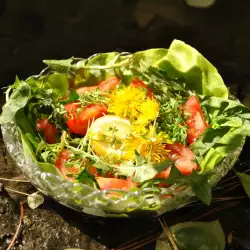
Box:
124 130 173 163
136 98 159 125
140 141 169 163
131 124 149 136
108 85 146 121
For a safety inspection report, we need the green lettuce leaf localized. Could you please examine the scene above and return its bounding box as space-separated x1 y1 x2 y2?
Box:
43 40 228 99
20 131 63 177
191 95 250 171
154 40 228 99
158 166 212 205
0 81 31 124
116 159 173 183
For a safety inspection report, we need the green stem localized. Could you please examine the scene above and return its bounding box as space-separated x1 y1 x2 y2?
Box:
77 57 132 70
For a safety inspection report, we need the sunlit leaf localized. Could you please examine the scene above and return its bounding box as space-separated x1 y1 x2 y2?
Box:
156 220 225 250
236 172 250 198
27 192 44 209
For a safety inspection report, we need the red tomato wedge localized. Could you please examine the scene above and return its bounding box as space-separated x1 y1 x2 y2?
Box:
36 118 57 144
89 166 114 178
89 166 99 177
130 78 153 99
76 76 120 95
96 177 137 191
182 96 209 144
182 95 201 115
55 150 80 181
64 103 107 135
155 143 198 179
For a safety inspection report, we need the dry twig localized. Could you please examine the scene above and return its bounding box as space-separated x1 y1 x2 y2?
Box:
0 177 30 183
158 217 179 250
7 202 24 250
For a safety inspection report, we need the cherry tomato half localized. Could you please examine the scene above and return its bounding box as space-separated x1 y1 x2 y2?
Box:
64 103 107 135
36 118 57 144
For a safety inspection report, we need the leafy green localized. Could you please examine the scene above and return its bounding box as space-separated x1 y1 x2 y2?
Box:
41 73 69 98
59 89 79 105
158 167 211 205
43 40 228 99
155 220 225 250
0 81 31 124
135 150 147 166
191 96 250 171
78 89 109 107
44 52 132 87
154 40 228 99
116 159 173 183
20 130 63 177
43 58 78 72
14 109 40 151
76 169 97 188
157 97 188 144
236 172 250 198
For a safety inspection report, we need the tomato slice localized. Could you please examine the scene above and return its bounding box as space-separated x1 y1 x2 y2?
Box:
76 85 100 95
155 168 171 179
89 166 114 178
130 78 153 99
182 95 201 115
55 150 80 181
195 110 208 131
79 104 107 120
182 96 209 144
76 76 120 95
98 76 120 92
155 143 198 179
89 166 99 177
96 177 137 191
36 118 57 144
64 103 107 135
165 143 196 160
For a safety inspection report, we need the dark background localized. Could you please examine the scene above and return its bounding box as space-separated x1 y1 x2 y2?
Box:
1 0 250 249
1 0 250 105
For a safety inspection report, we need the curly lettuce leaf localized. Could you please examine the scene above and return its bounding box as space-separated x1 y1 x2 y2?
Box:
43 40 228 99
0 81 31 124
154 40 228 99
0 72 70 125
44 52 132 86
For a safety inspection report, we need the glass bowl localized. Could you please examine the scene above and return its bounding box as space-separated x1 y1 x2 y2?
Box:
1 121 243 218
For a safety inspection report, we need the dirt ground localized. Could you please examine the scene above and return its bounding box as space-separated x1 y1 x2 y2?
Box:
0 141 108 250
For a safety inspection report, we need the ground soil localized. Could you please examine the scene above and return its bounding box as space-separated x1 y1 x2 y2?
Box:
0 141 108 250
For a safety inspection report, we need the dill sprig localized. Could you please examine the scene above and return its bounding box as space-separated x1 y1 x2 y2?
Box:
157 97 188 144
79 89 109 107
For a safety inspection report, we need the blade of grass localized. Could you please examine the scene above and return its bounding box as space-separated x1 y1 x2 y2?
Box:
115 232 160 250
117 228 158 248
192 201 240 221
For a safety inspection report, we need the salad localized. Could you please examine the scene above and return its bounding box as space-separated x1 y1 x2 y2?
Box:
1 40 250 217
